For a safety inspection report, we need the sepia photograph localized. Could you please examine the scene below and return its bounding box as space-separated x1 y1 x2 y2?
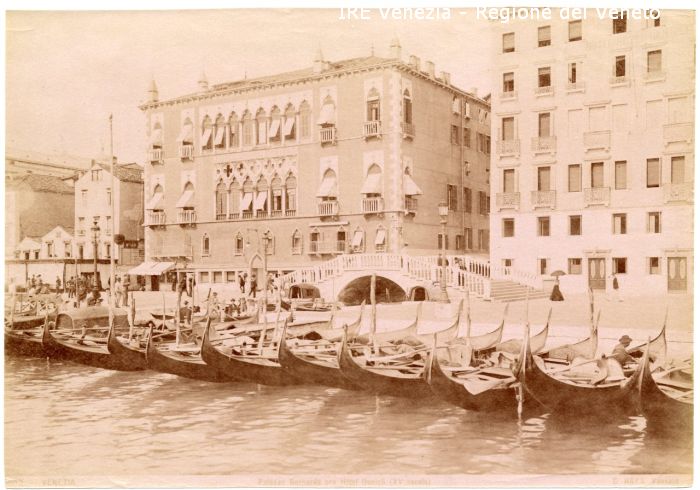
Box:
4 4 695 487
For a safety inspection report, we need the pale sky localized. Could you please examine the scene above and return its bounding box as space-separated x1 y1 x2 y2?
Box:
6 9 493 164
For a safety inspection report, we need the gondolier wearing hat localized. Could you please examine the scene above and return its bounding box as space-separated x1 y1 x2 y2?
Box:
610 335 635 365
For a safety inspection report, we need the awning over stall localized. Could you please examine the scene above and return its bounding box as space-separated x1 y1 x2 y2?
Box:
403 174 423 196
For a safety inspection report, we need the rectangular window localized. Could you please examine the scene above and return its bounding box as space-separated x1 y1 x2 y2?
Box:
613 257 627 274
199 271 210 283
64 242 71 258
568 258 582 274
538 258 549 275
503 218 515 237
106 189 112 206
503 72 515 93
591 162 605 188
81 190 88 205
463 187 472 213
568 165 581 192
615 55 626 77
569 20 582 41
538 26 551 47
569 215 582 236
455 235 464 251
537 216 550 237
446 184 458 211
465 228 473 250
648 257 660 274
437 233 448 250
503 32 515 53
615 161 627 190
538 67 551 87
568 62 577 84
613 213 627 234
613 18 627 34
451 125 459 145
672 156 685 184
212 271 223 283
463 128 471 147
538 112 551 137
647 50 662 73
648 212 661 233
646 158 660 188
502 117 515 140
226 271 237 283
478 191 489 215
537 166 551 191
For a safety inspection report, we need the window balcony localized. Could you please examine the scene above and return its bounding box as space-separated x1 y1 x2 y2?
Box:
363 120 382 138
285 209 297 217
256 210 268 218
496 139 520 156
663 183 693 204
404 196 418 214
609 76 630 87
535 85 554 96
663 122 694 147
179 144 194 160
177 209 196 225
583 130 611 151
499 90 518 101
270 209 283 218
584 187 611 207
318 200 339 217
309 241 346 254
531 136 556 153
241 210 254 219
496 192 520 211
531 190 556 209
566 81 585 92
401 122 415 139
228 212 240 220
216 213 228 221
361 197 384 214
148 148 163 163
319 126 337 145
147 211 166 226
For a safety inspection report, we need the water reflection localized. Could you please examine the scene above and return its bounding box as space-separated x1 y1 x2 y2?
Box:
5 357 692 479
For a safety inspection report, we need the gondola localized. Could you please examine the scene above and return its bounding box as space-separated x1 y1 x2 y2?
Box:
624 343 692 432
517 323 667 418
145 324 234 382
5 293 62 357
41 306 144 371
106 321 148 370
201 320 301 386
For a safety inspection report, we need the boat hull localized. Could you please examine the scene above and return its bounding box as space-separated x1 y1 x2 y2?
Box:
145 332 233 382
279 335 359 390
5 328 47 357
106 327 147 370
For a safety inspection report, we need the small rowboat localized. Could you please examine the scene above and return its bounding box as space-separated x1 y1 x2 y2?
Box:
41 306 144 371
624 343 692 432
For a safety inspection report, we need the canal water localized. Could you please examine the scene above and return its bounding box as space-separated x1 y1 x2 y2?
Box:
5 356 692 486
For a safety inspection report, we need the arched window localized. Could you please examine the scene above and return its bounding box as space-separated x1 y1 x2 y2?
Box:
309 227 320 253
234 232 244 256
317 169 338 201
201 115 213 150
241 178 255 217
360 164 382 197
299 101 311 139
229 179 240 218
337 226 347 253
146 183 164 212
214 114 226 149
402 89 412 125
291 229 302 254
285 175 297 214
318 95 336 127
241 111 253 146
255 176 269 217
351 227 365 253
177 118 194 146
366 88 380 121
255 108 267 145
269 106 281 144
202 233 210 256
263 230 275 255
150 122 163 149
283 104 296 141
375 225 387 252
270 175 283 214
215 181 227 220
228 112 239 148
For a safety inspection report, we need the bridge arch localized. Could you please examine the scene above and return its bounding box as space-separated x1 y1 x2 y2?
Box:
337 275 407 305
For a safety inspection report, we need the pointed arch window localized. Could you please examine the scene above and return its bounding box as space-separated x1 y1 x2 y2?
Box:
285 175 297 215
201 116 213 151
318 96 336 127
291 229 303 254
351 228 365 253
283 104 296 141
241 178 255 218
242 112 254 147
215 181 228 220
299 101 311 139
256 109 268 145
269 106 282 144
270 176 283 215
402 89 412 125
214 114 226 150
202 233 210 257
316 169 338 200
255 176 269 217
263 230 275 255
361 164 383 196
234 232 244 256
228 112 239 148
337 226 347 253
177 118 194 145
229 179 241 218
366 88 381 121
375 226 387 252
150 122 163 149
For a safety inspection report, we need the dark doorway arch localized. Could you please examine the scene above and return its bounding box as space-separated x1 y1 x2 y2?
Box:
408 286 428 301
338 276 407 306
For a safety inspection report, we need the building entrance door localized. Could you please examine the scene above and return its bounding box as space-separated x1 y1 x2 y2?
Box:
667 257 687 291
588 258 606 290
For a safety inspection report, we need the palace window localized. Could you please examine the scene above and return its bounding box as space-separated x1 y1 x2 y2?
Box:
285 175 297 212
283 104 296 141
202 234 210 256
242 112 254 146
255 109 268 145
569 215 582 236
538 26 551 47
615 55 626 77
318 96 336 128
613 213 627 234
291 230 302 254
615 161 627 190
215 182 228 220
463 187 472 213
537 216 550 237
502 32 515 53
538 67 551 87
648 257 660 274
569 20 582 41
269 106 282 144
503 72 515 93
299 101 311 139
502 218 514 238
228 112 239 148
366 88 381 121
647 50 662 73
213 114 226 149
568 258 582 275
591 162 605 188
613 18 627 34
568 165 581 192
402 89 412 125
647 212 661 233
234 233 244 256
646 158 660 188
271 176 283 214
447 184 458 211
613 257 627 274
201 115 213 151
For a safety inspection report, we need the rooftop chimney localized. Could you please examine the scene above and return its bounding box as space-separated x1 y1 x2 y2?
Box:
389 36 402 59
313 46 325 74
441 71 451 86
408 55 420 70
425 61 435 78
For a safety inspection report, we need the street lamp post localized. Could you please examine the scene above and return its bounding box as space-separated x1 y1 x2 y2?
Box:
91 218 100 295
436 201 450 303
261 231 271 310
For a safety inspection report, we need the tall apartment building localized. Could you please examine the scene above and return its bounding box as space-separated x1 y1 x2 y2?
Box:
138 40 491 290
491 10 694 295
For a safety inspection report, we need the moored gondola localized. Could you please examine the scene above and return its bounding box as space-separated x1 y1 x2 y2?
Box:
41 306 144 371
106 321 148 370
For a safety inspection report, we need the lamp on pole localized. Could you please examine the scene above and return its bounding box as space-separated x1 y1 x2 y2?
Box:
91 218 100 294
261 231 272 310
436 201 450 303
